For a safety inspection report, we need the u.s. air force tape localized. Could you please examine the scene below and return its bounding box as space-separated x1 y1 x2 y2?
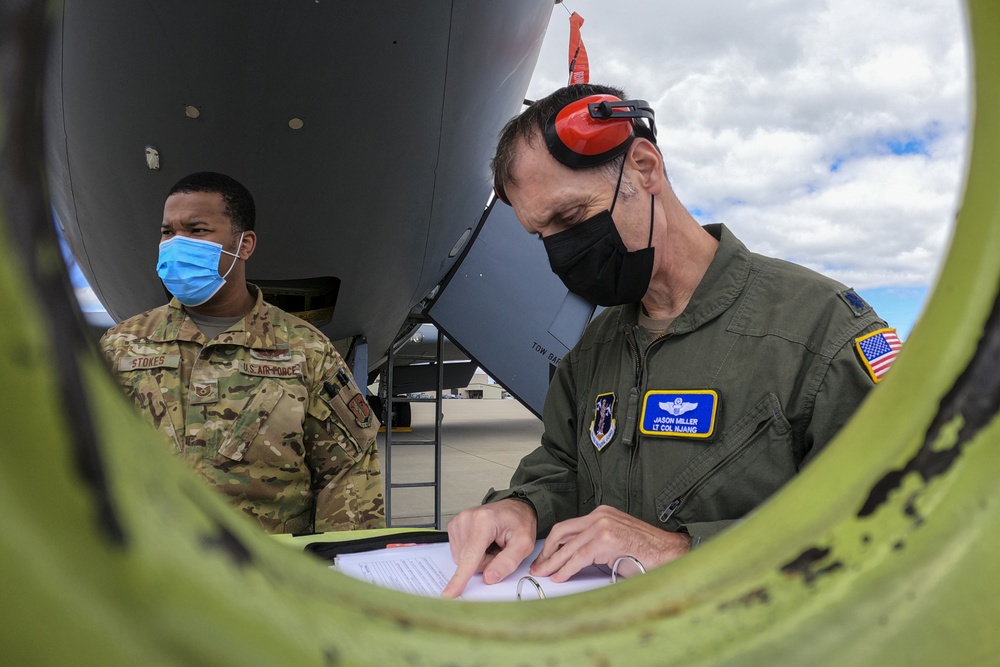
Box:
639 390 719 438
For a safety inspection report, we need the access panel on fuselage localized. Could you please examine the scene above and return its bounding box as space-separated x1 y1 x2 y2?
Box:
428 201 595 416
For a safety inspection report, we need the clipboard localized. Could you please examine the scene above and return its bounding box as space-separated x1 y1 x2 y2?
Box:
305 530 450 561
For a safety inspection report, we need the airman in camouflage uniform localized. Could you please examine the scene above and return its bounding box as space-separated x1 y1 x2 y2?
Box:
100 172 383 534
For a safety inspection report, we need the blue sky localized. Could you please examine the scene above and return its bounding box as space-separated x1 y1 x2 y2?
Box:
857 286 928 340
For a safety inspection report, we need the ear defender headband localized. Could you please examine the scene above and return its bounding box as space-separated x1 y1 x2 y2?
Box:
494 94 657 205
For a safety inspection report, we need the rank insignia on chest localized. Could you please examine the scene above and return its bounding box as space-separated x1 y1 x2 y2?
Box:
640 390 719 439
590 392 617 450
190 379 219 405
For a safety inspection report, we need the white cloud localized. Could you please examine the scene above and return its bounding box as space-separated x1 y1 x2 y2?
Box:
526 0 970 292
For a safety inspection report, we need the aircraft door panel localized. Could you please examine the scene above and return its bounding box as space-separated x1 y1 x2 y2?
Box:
428 202 594 417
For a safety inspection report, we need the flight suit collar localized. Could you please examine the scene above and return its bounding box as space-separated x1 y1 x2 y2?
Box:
151 284 288 351
673 224 751 334
621 223 751 335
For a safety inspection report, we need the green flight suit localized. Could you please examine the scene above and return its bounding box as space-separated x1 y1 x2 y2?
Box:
100 285 384 534
486 224 889 545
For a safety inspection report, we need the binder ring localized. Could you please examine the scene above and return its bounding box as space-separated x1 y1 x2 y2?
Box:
516 576 546 600
611 556 646 583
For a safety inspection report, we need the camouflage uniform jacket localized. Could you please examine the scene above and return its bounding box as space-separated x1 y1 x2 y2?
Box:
100 285 384 534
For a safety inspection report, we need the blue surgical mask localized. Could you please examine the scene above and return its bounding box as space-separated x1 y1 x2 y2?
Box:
156 233 243 307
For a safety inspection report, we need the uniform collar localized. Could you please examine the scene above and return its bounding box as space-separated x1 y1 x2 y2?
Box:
622 223 751 335
152 284 287 350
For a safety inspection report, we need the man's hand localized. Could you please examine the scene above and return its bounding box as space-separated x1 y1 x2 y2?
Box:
441 499 538 599
529 505 691 582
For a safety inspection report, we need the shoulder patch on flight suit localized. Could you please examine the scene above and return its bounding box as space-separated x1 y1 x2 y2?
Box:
640 390 719 438
839 289 871 317
854 328 901 383
117 354 180 372
590 392 617 450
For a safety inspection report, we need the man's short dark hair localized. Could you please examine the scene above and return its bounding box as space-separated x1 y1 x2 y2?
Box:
168 172 256 232
491 84 658 201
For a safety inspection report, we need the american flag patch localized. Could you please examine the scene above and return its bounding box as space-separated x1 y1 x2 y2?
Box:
855 328 902 383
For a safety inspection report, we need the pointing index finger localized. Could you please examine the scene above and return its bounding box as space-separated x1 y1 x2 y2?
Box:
441 534 495 599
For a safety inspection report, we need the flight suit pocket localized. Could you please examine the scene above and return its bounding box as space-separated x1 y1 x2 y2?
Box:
119 372 183 452
217 379 284 461
577 453 598 513
654 393 793 530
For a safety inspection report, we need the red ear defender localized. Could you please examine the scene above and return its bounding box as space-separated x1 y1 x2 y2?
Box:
493 183 509 206
544 95 657 169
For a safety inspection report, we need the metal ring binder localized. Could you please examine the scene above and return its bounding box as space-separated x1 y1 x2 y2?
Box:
611 555 646 583
516 555 646 600
516 576 546 600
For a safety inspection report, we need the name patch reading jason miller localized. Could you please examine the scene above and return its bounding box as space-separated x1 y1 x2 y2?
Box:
639 390 719 439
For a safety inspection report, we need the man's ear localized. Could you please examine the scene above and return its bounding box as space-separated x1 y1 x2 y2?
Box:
626 138 666 196
238 230 256 260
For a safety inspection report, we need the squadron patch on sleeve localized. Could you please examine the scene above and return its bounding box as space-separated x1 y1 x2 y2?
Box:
346 393 373 428
590 392 617 450
854 328 902 383
640 390 719 438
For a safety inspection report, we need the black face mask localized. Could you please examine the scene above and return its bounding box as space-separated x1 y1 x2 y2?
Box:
541 162 655 306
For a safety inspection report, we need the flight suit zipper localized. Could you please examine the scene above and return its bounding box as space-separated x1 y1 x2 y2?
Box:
621 326 642 450
621 327 642 515
622 325 671 443
623 324 671 516
658 414 773 524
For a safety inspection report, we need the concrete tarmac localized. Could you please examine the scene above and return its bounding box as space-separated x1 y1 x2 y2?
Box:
377 398 543 528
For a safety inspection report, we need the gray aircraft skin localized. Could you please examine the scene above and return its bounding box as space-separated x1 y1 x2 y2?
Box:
46 0 596 417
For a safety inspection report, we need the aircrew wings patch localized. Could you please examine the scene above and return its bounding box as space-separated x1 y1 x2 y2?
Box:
855 328 901 383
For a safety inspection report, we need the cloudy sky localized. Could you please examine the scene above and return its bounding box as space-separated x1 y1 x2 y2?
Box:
526 0 970 339
73 1 970 338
